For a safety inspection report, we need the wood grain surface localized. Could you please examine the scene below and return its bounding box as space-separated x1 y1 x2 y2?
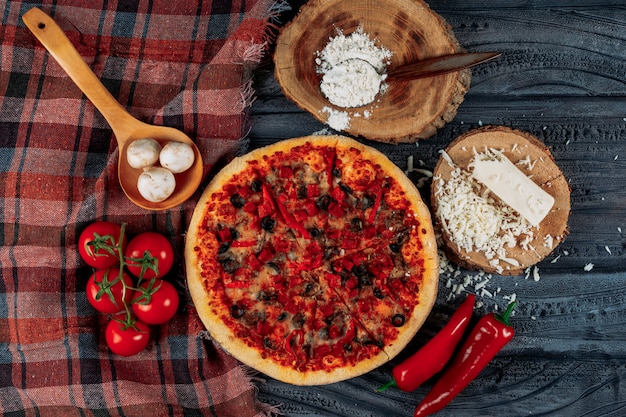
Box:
248 1 626 415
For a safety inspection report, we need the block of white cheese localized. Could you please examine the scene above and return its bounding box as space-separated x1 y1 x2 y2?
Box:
472 154 554 227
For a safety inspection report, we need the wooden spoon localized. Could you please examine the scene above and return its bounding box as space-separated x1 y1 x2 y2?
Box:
319 52 500 109
22 7 203 211
386 52 501 80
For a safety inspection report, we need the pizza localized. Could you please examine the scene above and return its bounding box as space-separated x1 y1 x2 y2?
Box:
185 135 439 385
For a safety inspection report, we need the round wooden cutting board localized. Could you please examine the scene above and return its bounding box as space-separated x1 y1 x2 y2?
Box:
274 0 471 143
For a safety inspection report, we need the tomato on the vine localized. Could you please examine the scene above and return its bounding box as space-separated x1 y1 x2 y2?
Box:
79 221 126 269
105 315 150 356
132 280 179 325
86 268 134 314
124 232 174 279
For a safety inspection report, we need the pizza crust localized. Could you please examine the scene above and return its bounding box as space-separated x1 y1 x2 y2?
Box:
186 135 439 385
431 126 571 275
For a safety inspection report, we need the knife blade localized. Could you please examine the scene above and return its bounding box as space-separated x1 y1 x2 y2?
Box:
387 52 501 80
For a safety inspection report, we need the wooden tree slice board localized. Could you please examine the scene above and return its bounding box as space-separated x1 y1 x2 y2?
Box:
273 0 471 143
431 126 571 276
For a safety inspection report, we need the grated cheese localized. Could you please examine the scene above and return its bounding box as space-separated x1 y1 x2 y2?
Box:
544 234 554 248
523 266 541 281
517 155 537 170
430 169 544 314
433 150 535 269
532 266 541 281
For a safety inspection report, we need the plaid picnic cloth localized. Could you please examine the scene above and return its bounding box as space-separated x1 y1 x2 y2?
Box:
0 0 286 416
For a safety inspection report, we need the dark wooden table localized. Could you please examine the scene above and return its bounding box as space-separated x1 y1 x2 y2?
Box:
248 1 626 415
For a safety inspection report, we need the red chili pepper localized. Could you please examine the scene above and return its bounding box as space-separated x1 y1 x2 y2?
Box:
262 183 311 239
256 247 275 263
324 148 336 189
328 201 345 218
279 165 293 178
368 187 383 223
224 280 250 289
413 301 516 417
261 183 276 210
217 227 232 242
230 239 257 248
339 319 356 346
275 198 311 239
376 294 475 393
285 329 304 359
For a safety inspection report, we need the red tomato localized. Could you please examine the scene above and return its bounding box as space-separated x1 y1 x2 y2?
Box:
86 268 134 314
105 315 150 356
132 280 179 325
124 232 174 279
79 221 126 269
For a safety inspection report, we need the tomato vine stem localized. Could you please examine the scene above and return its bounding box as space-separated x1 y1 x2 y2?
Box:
94 223 159 325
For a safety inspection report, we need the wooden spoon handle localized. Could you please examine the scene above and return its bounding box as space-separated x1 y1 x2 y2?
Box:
22 7 139 140
387 52 501 80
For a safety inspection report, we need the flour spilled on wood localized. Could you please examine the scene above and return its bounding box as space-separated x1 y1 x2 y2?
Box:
315 26 392 130
321 107 351 131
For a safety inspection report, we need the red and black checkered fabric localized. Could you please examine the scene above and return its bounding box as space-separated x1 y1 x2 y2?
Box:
0 1 283 415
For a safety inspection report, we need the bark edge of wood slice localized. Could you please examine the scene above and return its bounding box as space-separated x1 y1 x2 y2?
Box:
431 126 571 276
274 0 471 143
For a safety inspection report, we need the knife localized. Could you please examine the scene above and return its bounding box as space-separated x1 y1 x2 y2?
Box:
387 52 501 80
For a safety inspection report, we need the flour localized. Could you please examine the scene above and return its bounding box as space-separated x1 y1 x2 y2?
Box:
316 27 392 111
316 27 392 74
320 58 382 108
321 106 351 131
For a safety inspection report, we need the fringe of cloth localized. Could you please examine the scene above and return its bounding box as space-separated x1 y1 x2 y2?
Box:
228 0 289 109
241 366 285 417
229 0 291 158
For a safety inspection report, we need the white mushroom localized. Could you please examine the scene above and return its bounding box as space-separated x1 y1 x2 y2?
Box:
137 167 176 203
126 138 162 169
159 141 195 173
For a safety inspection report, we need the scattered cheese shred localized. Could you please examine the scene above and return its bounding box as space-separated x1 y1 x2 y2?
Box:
523 266 541 281
532 266 541 281
405 155 433 189
544 234 554 249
